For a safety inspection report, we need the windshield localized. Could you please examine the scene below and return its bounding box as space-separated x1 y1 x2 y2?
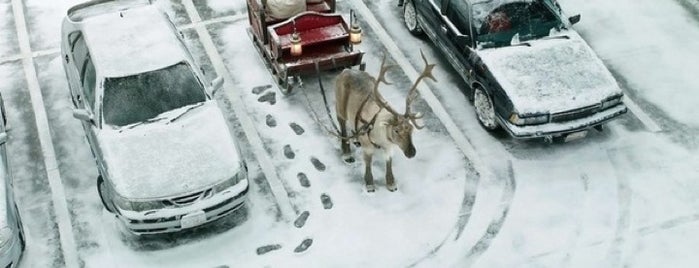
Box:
473 0 563 48
102 62 206 127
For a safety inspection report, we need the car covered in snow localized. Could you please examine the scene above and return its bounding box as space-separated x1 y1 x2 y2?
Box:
401 0 627 141
0 94 26 267
60 0 249 234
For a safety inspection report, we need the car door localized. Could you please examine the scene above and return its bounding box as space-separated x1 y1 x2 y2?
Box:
442 0 476 72
65 31 87 106
413 0 444 39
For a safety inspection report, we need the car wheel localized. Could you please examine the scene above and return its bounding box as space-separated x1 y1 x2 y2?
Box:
403 0 423 35
97 175 115 213
474 87 499 131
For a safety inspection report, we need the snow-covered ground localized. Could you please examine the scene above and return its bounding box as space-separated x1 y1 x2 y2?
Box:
1 0 699 267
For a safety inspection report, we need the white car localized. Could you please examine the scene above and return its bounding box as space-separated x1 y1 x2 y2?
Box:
0 94 25 267
61 0 249 234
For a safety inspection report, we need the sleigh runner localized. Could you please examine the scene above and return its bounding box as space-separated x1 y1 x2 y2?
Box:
247 0 365 93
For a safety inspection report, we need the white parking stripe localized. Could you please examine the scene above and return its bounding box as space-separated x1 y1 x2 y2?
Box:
179 13 247 31
10 0 80 267
622 95 662 132
0 48 60 65
181 0 297 221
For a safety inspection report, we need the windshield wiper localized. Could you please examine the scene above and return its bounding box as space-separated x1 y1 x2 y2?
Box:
123 116 167 131
169 102 205 123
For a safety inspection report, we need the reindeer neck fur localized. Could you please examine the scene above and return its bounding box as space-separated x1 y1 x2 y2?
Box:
363 110 398 149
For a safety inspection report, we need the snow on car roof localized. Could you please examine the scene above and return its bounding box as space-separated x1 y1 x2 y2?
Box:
81 5 186 78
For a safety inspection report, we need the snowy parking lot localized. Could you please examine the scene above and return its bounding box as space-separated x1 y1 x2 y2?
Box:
1 0 699 267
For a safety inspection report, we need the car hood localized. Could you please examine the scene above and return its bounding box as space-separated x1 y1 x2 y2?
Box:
98 101 241 200
478 32 622 115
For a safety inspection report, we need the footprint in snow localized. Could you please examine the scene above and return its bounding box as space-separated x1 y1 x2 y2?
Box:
257 91 276 105
289 122 305 135
266 114 277 127
297 172 311 188
283 145 295 159
256 244 282 255
294 238 313 253
294 211 310 228
310 157 326 171
321 194 333 209
252 85 272 95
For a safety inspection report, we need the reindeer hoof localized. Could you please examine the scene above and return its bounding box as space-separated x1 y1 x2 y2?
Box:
343 155 355 163
387 184 398 192
366 184 376 193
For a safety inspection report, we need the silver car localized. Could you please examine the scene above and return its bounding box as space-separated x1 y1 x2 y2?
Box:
0 94 25 267
61 0 249 234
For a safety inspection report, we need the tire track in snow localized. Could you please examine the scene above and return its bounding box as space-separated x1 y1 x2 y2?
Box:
460 161 516 265
606 148 634 267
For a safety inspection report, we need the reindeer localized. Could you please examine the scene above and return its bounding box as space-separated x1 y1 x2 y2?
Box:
335 52 435 192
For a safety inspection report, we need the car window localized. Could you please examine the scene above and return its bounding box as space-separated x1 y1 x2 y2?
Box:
71 33 89 78
102 62 207 127
445 0 471 35
82 57 96 108
474 1 562 47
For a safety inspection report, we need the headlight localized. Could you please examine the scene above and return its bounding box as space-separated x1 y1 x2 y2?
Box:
112 195 164 212
214 163 248 193
509 113 549 126
601 96 622 110
0 227 13 248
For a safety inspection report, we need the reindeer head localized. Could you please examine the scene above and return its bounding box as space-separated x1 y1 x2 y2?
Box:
373 51 436 158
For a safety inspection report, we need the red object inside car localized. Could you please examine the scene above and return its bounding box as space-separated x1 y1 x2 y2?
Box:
488 12 512 32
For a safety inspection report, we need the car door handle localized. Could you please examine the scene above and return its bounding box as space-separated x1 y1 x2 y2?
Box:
441 25 448 35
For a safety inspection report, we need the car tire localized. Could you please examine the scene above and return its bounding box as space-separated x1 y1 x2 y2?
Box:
474 87 500 131
97 175 116 213
403 0 423 36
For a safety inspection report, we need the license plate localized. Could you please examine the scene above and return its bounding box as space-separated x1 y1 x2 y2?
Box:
180 210 206 229
564 130 588 142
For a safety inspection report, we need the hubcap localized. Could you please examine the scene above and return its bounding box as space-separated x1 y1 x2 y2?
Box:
404 3 418 31
475 89 497 129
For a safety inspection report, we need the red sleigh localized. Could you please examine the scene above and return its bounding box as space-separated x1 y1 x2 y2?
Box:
247 0 364 93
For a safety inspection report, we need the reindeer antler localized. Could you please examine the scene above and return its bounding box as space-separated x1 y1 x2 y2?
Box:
372 54 403 116
405 49 436 129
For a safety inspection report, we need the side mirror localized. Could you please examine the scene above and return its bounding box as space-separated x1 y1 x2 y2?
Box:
72 109 93 122
569 14 581 25
0 132 7 145
211 76 224 95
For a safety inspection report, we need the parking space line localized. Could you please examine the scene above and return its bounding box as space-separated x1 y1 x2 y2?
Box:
179 13 247 31
622 95 662 132
181 0 296 221
0 48 60 65
10 0 79 267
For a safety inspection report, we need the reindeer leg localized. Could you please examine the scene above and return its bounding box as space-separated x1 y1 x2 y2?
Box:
338 116 354 163
385 157 397 192
363 151 375 192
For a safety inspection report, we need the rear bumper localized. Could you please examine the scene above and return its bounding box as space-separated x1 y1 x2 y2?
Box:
499 104 628 138
117 179 249 235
